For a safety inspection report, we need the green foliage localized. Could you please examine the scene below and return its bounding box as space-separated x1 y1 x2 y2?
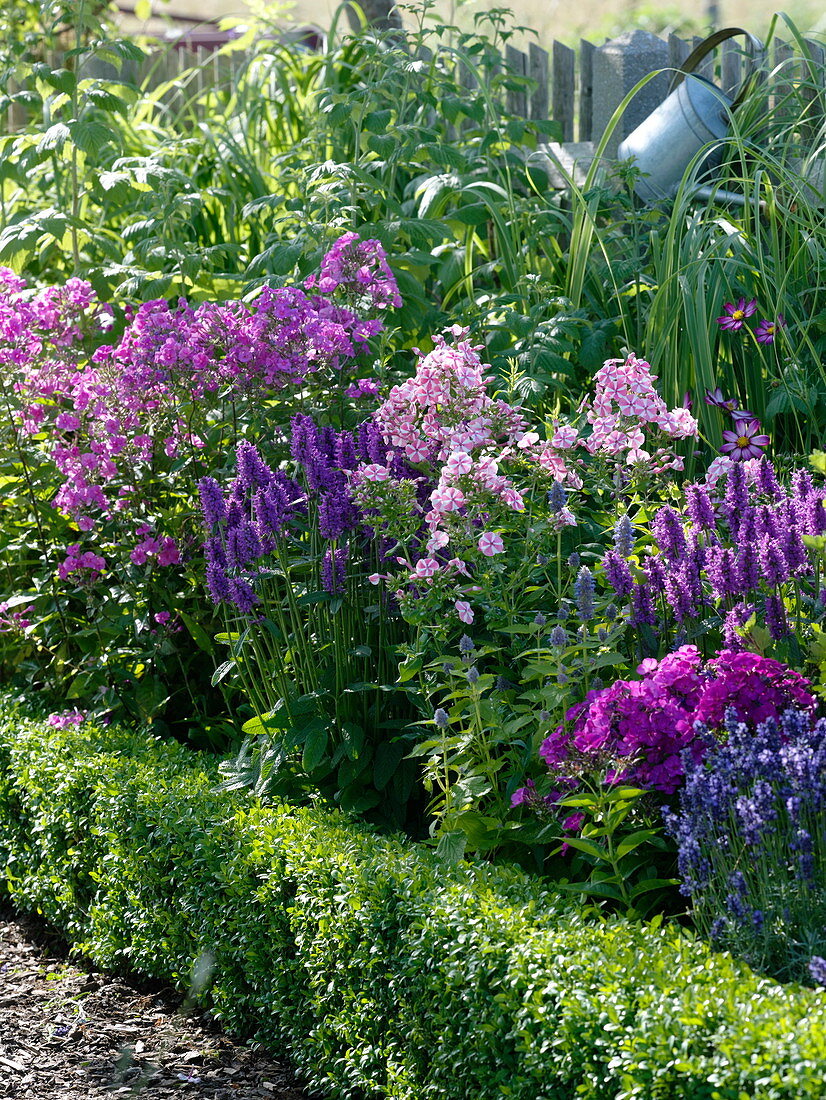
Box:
1 700 826 1098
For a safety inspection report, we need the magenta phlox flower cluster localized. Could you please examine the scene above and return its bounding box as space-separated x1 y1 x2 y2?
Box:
304 231 402 313
535 646 816 810
57 544 106 582
694 650 816 728
579 354 698 472
47 709 86 729
604 456 826 641
0 600 34 632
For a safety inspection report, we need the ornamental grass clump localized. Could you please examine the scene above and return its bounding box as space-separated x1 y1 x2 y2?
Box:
665 706 826 984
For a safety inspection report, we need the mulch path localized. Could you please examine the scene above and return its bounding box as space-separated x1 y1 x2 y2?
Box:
0 901 319 1099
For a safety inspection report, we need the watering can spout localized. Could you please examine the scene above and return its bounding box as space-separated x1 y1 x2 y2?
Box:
617 27 764 202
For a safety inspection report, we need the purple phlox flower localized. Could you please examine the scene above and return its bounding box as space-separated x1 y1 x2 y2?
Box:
716 297 757 332
720 419 770 461
755 314 786 345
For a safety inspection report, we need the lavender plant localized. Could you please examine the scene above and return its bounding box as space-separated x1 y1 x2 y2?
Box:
665 707 826 984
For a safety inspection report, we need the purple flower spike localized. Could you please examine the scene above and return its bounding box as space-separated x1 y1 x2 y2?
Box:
720 419 770 461
716 297 757 332
755 314 786 345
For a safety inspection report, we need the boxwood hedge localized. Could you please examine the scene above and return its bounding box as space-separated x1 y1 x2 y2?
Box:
0 699 825 1099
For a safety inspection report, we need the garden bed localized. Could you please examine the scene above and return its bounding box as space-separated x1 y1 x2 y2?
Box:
1 702 825 1100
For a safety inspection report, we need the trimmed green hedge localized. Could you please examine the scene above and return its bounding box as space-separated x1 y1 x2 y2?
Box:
1 701 825 1099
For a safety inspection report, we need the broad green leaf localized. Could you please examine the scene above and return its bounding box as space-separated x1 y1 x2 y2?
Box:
302 721 329 773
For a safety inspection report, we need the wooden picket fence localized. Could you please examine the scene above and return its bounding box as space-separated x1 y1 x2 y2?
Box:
5 26 826 158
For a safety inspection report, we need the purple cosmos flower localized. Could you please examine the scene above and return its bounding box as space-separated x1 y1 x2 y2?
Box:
720 419 770 461
704 387 756 422
755 314 786 345
716 297 757 332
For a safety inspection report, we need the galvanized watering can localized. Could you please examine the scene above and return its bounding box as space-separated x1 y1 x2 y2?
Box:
618 27 764 202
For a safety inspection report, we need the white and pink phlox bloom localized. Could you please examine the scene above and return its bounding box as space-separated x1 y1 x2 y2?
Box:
445 450 474 476
455 599 474 624
478 531 504 556
361 463 391 482
426 530 450 553
551 424 579 449
412 558 440 579
430 485 465 513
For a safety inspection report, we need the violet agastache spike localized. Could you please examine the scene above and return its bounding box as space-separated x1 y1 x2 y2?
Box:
199 476 226 529
756 458 782 498
602 550 634 598
723 462 749 535
684 483 716 530
236 440 273 492
574 565 595 621
630 582 656 626
613 514 635 557
206 560 233 605
651 505 687 562
757 536 791 587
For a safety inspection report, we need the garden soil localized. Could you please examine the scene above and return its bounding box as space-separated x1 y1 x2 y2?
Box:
0 902 317 1099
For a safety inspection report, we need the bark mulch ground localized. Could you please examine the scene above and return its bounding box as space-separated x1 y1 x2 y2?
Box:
0 901 320 1100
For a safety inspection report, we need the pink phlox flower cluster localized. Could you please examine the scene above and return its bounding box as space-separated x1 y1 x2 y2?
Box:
58 544 106 581
374 328 527 465
583 354 698 470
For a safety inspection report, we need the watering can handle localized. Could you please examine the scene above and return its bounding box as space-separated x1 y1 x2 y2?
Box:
668 28 765 110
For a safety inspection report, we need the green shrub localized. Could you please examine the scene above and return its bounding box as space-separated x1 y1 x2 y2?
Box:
1 698 825 1098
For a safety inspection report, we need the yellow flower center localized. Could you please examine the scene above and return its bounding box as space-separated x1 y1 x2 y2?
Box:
732 310 744 321
736 435 749 447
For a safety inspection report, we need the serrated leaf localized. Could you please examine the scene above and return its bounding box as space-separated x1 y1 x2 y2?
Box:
435 829 466 864
68 119 115 155
37 123 70 154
